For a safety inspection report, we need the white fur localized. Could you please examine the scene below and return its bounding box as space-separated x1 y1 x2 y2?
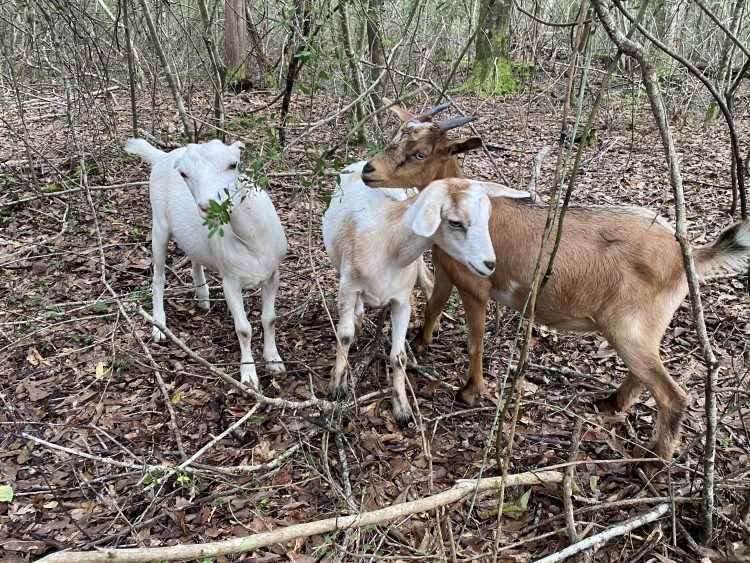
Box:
322 162 529 423
125 138 287 389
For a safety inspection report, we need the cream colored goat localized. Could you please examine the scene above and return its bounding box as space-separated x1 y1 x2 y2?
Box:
361 101 750 463
322 161 529 424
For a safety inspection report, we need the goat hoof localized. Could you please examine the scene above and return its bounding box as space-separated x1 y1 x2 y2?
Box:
594 394 620 413
266 360 286 374
457 384 479 407
393 410 414 428
411 333 428 354
151 326 166 342
197 300 210 312
328 386 348 402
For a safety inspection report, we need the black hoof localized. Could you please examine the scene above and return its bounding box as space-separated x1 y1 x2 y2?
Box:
328 386 347 402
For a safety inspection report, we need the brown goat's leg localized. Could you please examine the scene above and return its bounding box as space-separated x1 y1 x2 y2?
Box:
595 373 644 413
456 289 488 406
411 263 453 354
610 339 687 461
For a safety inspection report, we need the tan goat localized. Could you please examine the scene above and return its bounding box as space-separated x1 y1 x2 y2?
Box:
361 101 750 463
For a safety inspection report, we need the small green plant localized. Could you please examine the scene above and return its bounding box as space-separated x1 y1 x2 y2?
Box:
173 472 200 498
71 332 93 346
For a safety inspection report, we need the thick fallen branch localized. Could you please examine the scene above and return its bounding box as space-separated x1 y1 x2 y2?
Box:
36 470 563 563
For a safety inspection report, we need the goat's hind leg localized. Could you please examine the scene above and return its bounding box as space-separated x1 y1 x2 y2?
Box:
191 261 210 312
260 270 286 374
412 262 453 354
608 330 687 463
595 373 644 414
329 287 358 401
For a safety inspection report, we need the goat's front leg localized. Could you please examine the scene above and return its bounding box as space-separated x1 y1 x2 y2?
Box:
150 221 169 341
390 298 414 426
222 277 259 389
328 287 358 401
457 288 488 406
260 270 286 374
412 262 453 353
191 260 210 312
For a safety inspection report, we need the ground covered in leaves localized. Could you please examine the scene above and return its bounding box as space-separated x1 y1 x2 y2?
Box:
1 79 749 562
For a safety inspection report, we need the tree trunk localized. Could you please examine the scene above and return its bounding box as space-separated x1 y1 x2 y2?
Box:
469 0 515 95
225 0 248 82
366 0 385 107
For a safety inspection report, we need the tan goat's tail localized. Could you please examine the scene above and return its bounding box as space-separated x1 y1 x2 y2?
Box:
695 220 750 279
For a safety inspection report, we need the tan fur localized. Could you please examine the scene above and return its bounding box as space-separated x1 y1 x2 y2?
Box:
365 103 750 465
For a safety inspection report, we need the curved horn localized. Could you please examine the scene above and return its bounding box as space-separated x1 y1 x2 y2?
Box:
438 115 477 131
425 101 453 117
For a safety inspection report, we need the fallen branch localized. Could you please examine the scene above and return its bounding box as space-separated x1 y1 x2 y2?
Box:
36 470 563 563
534 484 694 563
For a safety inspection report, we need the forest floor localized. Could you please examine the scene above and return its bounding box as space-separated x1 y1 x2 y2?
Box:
1 79 749 562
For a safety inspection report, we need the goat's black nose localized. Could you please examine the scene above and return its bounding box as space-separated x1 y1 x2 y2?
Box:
484 260 496 271
362 161 375 174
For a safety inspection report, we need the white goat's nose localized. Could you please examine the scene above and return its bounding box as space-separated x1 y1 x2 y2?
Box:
484 260 495 272
198 202 210 213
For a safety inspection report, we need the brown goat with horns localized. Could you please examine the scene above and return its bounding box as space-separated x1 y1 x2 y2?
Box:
361 100 750 465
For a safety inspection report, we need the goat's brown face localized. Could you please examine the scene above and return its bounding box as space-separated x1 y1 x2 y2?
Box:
362 105 482 190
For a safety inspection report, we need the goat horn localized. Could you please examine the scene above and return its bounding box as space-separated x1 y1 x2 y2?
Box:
438 115 477 131
425 101 452 116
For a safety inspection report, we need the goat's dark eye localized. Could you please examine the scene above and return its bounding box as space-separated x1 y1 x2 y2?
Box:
229 162 238 170
414 152 426 161
179 171 188 179
448 220 463 230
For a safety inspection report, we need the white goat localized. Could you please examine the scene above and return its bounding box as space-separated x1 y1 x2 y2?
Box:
124 138 287 388
322 161 529 424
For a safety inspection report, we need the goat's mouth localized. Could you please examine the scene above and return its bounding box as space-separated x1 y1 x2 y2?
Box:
361 174 379 186
468 262 493 277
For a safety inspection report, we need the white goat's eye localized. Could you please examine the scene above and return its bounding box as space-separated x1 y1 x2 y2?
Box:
179 171 188 179
448 220 463 230
414 152 426 160
228 162 238 170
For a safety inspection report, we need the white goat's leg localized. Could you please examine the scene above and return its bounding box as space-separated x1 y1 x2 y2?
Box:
150 222 169 341
389 299 414 426
260 270 286 374
328 287 357 401
353 293 365 339
222 277 259 389
191 260 210 312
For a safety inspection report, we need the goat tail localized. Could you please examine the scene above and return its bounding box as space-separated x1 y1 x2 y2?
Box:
694 220 750 279
124 138 167 166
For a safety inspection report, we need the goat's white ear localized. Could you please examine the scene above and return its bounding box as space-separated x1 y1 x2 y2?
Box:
479 181 530 200
231 140 245 151
447 136 483 155
409 190 442 238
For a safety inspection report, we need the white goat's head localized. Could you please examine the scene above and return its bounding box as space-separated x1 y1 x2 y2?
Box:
407 179 530 277
362 100 482 190
173 139 245 218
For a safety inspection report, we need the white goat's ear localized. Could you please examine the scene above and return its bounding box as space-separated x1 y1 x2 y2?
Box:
447 136 482 155
409 190 443 238
231 140 245 151
479 181 530 199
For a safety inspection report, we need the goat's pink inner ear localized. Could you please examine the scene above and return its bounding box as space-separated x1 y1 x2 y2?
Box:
448 136 483 155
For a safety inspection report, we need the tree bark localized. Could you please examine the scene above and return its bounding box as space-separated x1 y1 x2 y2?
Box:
366 0 385 107
225 0 248 81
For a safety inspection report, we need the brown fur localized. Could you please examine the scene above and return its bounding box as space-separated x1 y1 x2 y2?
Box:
365 102 750 465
